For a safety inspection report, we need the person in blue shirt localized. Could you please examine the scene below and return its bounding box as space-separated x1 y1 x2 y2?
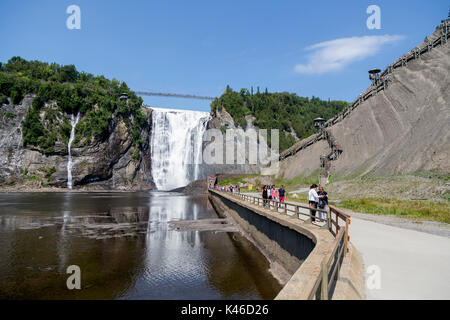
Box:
278 185 286 203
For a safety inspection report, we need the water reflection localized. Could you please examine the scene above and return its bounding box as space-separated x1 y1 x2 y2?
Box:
0 192 281 299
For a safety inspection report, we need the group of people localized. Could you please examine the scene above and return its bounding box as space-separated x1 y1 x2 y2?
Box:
213 181 329 225
308 184 328 222
261 185 286 207
213 185 240 193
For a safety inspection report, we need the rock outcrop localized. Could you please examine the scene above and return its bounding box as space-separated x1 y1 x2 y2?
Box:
0 95 154 190
183 179 208 194
204 107 266 176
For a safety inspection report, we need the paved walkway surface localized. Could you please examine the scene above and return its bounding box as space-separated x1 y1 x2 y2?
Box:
348 216 450 299
238 192 450 299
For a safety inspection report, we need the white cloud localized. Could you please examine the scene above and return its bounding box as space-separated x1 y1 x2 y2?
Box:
294 35 404 74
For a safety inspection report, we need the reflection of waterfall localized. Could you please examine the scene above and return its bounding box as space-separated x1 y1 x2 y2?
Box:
150 108 210 190
67 113 80 189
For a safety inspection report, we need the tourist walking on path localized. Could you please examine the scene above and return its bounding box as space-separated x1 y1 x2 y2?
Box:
271 185 278 202
278 185 286 203
318 186 328 220
262 185 268 208
308 184 319 222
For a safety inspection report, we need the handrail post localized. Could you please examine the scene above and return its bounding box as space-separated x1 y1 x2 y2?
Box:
335 213 339 233
321 263 329 300
336 250 341 281
344 218 349 255
327 207 331 231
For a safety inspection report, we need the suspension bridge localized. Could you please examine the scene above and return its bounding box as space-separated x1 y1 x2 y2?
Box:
135 91 216 100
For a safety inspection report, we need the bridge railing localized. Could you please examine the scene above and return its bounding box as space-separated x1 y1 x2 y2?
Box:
228 190 328 222
210 187 351 300
311 205 350 299
313 227 347 299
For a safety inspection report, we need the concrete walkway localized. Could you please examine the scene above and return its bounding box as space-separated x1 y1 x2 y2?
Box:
348 216 450 299
238 192 450 299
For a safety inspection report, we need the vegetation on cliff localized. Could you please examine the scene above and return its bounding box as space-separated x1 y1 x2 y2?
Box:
210 85 348 151
0 57 147 154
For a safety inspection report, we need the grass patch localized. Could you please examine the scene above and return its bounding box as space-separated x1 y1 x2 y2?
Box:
79 160 89 168
24 176 42 182
275 169 320 191
338 197 450 224
410 170 450 182
44 167 56 180
131 148 140 162
216 174 260 186
285 194 309 205
5 111 16 119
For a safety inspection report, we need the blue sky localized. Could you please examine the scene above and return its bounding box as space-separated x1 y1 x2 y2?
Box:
1 0 448 111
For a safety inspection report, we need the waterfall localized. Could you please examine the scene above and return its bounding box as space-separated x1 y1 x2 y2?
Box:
67 113 80 189
150 108 210 190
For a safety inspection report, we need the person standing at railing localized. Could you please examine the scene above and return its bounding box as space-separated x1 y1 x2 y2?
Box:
278 185 286 203
308 184 319 222
262 185 268 208
318 186 328 220
271 185 278 202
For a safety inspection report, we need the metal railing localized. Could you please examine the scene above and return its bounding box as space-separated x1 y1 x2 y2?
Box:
314 205 350 299
232 191 329 222
209 187 351 300
314 227 347 300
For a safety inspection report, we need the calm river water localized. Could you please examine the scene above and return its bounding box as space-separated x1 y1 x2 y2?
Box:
0 192 281 299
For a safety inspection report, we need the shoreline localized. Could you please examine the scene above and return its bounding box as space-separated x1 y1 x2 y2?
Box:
0 187 153 193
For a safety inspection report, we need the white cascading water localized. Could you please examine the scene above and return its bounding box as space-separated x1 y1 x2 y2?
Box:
67 113 80 189
150 108 210 190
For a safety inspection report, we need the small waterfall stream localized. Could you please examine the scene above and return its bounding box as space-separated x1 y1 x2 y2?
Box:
67 113 80 189
150 108 210 190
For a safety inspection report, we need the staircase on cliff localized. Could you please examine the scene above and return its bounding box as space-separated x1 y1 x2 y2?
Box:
279 17 450 182
319 129 343 185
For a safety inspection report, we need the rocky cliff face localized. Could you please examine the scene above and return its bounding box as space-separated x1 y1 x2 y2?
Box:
205 107 262 176
279 26 450 181
0 95 154 190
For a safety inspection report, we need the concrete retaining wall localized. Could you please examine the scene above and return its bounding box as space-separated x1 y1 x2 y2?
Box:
208 189 339 299
209 190 315 275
